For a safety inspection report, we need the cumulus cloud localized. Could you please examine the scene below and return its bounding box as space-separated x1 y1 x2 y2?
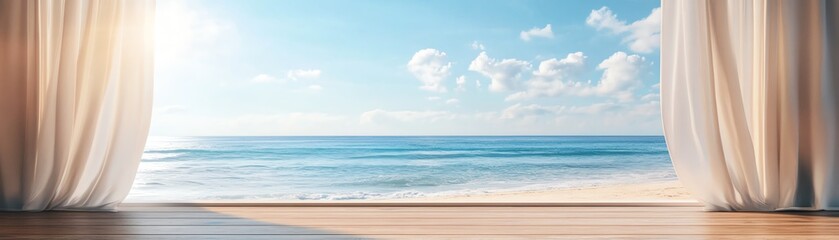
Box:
584 51 646 101
468 52 531 92
506 51 646 102
446 98 460 105
251 74 277 83
506 52 587 100
287 69 322 80
532 52 587 78
456 75 467 91
586 7 661 53
586 7 625 31
475 80 482 89
520 24 554 41
471 41 485 50
407 48 453 92
427 96 442 101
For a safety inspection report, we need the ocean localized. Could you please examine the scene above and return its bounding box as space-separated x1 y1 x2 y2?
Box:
126 136 676 201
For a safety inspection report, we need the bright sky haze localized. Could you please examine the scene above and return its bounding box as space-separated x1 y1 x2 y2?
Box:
152 0 662 136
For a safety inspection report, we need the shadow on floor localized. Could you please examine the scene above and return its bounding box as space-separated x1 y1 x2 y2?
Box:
0 206 373 240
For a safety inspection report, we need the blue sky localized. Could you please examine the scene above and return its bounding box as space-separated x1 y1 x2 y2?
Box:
152 0 662 136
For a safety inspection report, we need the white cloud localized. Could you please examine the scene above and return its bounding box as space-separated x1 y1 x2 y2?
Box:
506 52 587 100
587 7 661 53
251 74 277 83
468 52 531 92
407 48 453 92
520 24 554 41
471 41 485 50
308 84 323 91
532 52 587 78
475 80 482 89
584 51 646 101
586 7 625 31
427 96 442 101
641 93 659 102
446 98 460 105
287 69 322 80
456 75 467 91
506 51 646 102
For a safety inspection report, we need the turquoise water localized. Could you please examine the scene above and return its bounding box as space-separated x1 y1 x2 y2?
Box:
126 136 675 201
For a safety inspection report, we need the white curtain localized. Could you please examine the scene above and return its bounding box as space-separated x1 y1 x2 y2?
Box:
0 0 155 211
662 0 839 211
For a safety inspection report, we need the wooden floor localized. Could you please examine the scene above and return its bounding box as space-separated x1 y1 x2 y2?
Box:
3 203 839 239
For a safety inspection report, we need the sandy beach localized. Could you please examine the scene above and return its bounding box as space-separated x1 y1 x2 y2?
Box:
128 180 695 203
406 180 694 202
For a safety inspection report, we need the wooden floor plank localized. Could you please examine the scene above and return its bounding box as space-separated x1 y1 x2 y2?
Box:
5 225 839 235
3 217 839 226
3 205 839 238
2 211 837 219
3 235 839 240
118 206 707 212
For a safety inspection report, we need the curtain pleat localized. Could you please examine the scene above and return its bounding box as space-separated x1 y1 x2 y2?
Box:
662 0 839 211
0 0 154 211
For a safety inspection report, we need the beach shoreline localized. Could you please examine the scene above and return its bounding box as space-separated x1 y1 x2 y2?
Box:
401 180 693 202
125 180 694 203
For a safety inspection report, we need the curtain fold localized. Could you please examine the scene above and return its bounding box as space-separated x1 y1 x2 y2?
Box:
0 0 154 211
662 0 839 211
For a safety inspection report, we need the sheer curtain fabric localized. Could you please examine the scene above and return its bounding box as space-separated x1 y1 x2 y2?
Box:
661 0 839 211
0 0 155 211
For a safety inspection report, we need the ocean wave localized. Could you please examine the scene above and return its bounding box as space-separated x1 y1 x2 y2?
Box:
142 147 669 161
348 149 670 160
141 152 184 160
200 191 429 201
127 170 680 201
127 136 676 201
332 175 471 188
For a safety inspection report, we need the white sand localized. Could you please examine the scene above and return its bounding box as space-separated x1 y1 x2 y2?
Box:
128 181 695 204
402 180 694 202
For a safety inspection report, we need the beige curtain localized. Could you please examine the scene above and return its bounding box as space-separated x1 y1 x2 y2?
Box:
662 0 839 211
0 0 155 211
